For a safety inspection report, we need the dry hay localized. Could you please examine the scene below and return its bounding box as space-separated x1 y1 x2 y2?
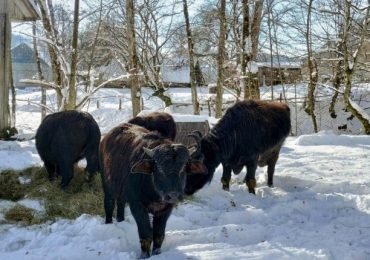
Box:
0 166 104 225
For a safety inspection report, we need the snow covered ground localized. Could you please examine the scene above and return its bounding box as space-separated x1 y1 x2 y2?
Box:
1 86 370 259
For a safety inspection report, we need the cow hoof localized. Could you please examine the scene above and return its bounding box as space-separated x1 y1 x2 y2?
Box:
152 248 161 255
246 179 257 194
116 216 125 222
268 183 274 188
60 185 72 193
222 184 230 191
139 251 150 259
105 218 113 224
221 178 230 191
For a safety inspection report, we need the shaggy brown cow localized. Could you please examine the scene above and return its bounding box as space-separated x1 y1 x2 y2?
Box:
185 100 291 195
35 110 101 189
99 123 207 258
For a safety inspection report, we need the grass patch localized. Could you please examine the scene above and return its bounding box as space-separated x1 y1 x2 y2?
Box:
0 166 104 224
4 204 40 225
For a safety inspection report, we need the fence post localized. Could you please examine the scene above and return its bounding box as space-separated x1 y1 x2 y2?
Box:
96 100 100 109
119 98 122 110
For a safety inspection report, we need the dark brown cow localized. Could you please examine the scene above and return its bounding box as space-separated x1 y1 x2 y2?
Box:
99 123 207 258
35 110 101 189
185 100 291 195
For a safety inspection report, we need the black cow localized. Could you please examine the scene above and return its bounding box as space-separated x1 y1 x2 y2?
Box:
128 112 176 141
99 123 207 258
35 110 101 189
185 100 291 195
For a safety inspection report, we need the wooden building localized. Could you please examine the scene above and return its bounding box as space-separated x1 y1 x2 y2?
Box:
0 0 39 133
256 62 302 86
12 43 52 88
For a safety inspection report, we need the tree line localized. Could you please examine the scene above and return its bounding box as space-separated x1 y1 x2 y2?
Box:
2 0 370 136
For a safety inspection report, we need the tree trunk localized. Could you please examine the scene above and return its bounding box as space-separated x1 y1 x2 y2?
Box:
242 0 262 100
329 57 343 119
304 0 318 133
10 61 16 128
0 11 11 134
85 0 103 93
241 0 250 100
37 0 63 109
33 22 47 120
216 0 226 118
126 0 141 117
65 0 80 111
183 0 200 115
342 0 370 134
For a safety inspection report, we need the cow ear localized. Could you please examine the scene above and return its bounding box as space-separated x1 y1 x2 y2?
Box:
131 159 154 174
186 160 208 175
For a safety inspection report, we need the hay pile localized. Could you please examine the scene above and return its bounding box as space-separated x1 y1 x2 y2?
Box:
0 166 104 225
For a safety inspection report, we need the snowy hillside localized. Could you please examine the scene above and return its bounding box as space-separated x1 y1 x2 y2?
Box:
1 86 370 259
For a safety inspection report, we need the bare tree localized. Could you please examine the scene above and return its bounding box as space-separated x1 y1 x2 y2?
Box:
240 0 264 100
216 0 226 118
126 0 141 116
65 0 80 110
36 0 64 108
32 22 47 119
304 0 318 133
183 0 200 115
135 0 180 107
241 0 250 100
342 0 370 134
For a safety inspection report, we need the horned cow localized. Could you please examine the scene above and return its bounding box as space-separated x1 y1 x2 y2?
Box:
185 100 291 195
99 123 207 258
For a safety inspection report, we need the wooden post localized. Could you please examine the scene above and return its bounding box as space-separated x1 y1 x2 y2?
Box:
0 6 11 132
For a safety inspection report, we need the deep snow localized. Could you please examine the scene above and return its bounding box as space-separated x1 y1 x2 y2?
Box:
1 86 370 259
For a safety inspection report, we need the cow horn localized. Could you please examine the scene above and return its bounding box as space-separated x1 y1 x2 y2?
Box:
143 147 155 158
188 131 202 158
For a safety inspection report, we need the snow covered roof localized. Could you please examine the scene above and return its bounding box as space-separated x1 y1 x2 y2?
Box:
161 64 190 84
256 61 302 69
11 43 49 66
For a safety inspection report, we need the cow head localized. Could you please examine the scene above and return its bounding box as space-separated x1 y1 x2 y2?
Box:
131 143 207 203
184 131 220 195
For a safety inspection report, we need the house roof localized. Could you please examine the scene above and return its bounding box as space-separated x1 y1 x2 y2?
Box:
11 43 49 66
1 0 39 21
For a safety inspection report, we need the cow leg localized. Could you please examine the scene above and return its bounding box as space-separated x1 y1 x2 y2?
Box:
58 162 74 190
221 164 232 191
244 158 258 194
84 151 99 183
129 204 152 259
152 207 173 256
104 193 115 224
44 161 56 181
267 152 279 187
116 198 126 222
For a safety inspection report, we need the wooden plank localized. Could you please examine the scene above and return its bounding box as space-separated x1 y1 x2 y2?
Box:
174 121 210 146
10 0 39 21
0 13 11 131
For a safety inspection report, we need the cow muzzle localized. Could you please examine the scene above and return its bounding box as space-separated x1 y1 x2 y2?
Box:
164 192 183 204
